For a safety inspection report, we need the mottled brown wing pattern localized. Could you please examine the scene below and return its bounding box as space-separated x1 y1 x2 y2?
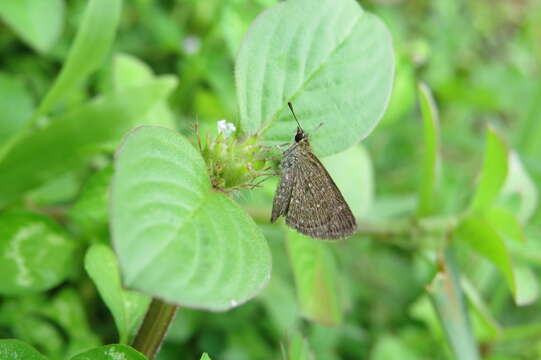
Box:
285 151 356 240
270 167 295 223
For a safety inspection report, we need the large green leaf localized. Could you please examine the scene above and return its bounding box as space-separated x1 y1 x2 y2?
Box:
428 249 480 360
455 215 515 296
417 83 440 217
70 344 146 360
0 211 76 295
0 78 176 207
470 127 509 212
286 230 342 326
35 0 122 118
111 126 271 310
235 0 394 157
85 244 150 343
0 0 64 53
0 339 47 360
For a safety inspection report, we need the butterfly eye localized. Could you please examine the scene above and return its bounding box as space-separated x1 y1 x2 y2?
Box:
294 132 303 142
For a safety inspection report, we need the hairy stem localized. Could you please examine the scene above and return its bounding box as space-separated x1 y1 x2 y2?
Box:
131 298 178 359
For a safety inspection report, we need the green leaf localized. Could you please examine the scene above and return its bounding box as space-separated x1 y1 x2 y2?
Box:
460 277 502 340
200 353 212 360
70 344 147 360
0 339 47 360
0 73 34 145
286 230 342 326
113 53 176 129
235 0 394 157
455 215 516 296
111 126 271 310
41 288 101 357
371 335 420 360
0 296 65 358
428 249 480 360
260 274 299 334
69 166 113 240
0 0 64 53
36 0 122 118
85 244 150 343
417 82 440 217
0 77 176 207
321 145 373 218
500 152 538 222
486 207 526 243
470 127 509 212
514 265 539 306
0 211 76 295
288 333 314 360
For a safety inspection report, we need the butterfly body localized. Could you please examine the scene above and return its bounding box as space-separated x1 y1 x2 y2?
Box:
271 126 357 240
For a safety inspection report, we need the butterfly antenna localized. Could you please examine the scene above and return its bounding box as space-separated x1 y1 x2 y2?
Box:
287 102 303 131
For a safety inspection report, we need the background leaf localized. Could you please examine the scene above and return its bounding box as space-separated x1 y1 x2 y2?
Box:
70 344 147 360
288 333 315 360
0 0 64 53
35 0 121 118
486 207 526 243
417 83 440 217
321 145 374 219
113 53 176 129
85 244 150 344
370 335 420 360
0 339 47 360
500 152 538 222
111 126 271 310
69 165 113 241
286 230 342 326
455 215 516 296
470 127 509 212
428 249 480 360
0 211 76 295
0 77 176 207
0 73 34 145
235 0 394 157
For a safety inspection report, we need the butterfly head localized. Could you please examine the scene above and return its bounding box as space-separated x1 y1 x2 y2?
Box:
294 127 308 143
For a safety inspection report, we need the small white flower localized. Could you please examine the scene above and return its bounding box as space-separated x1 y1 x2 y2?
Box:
217 120 236 137
182 35 201 55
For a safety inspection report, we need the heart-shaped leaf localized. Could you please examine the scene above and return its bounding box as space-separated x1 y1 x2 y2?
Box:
235 0 394 157
112 126 271 310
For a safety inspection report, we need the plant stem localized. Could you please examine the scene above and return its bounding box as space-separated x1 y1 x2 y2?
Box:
131 298 179 359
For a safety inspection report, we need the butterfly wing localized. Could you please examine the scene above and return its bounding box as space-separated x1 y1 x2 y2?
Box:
271 164 295 223
285 151 356 239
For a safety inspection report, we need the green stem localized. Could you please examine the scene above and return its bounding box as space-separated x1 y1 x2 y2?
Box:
131 298 179 359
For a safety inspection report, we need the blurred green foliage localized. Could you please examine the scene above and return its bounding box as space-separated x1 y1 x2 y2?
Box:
0 0 541 359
